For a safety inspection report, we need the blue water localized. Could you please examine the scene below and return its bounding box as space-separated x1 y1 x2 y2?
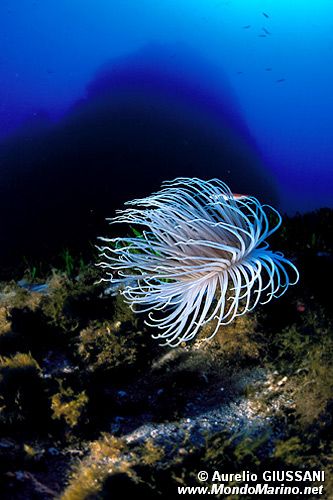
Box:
0 0 332 213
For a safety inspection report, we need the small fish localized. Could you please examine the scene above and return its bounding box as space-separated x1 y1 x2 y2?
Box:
276 78 286 83
242 25 251 29
211 192 249 202
232 193 249 200
262 12 269 18
262 27 271 35
258 34 267 37
236 71 243 74
220 193 249 201
265 67 272 71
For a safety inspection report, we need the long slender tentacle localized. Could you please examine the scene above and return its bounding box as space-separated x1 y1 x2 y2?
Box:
97 178 299 346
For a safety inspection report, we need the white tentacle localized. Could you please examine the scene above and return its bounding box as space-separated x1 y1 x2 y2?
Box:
97 177 299 347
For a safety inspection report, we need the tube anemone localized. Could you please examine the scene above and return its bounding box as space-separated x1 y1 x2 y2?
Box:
97 178 299 347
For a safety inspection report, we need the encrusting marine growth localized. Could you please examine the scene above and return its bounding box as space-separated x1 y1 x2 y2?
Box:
97 178 299 347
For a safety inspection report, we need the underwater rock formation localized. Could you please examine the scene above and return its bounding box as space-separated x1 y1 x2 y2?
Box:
0 44 275 272
0 209 332 498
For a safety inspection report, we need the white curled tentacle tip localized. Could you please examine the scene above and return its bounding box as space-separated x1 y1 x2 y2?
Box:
97 177 299 346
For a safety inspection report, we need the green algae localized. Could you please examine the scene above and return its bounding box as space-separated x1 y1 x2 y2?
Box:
51 383 88 429
0 209 332 498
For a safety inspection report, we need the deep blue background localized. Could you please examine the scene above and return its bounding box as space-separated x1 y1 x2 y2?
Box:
0 0 332 218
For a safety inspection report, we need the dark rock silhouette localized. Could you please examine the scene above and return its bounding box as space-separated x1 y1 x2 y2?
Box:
0 43 276 270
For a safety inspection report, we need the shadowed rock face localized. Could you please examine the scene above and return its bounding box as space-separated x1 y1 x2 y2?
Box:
0 44 276 268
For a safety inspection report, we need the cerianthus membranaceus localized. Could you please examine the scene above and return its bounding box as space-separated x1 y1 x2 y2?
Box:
98 178 299 347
